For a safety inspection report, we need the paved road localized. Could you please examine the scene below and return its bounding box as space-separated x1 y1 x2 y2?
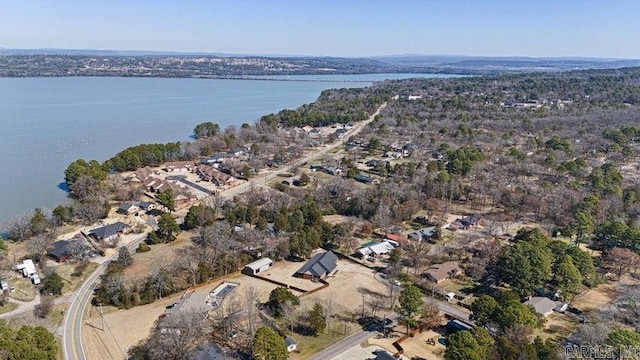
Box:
62 234 148 360
308 328 378 360
62 104 386 360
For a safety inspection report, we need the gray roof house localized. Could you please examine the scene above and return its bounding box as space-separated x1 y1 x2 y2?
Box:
408 226 437 242
525 297 559 317
88 222 132 242
295 251 338 280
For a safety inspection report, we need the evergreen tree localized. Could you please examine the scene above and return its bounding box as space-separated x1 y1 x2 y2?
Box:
252 326 288 360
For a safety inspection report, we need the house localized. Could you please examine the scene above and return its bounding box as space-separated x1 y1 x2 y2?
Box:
353 174 379 184
302 125 314 133
160 291 214 332
1 280 9 294
88 222 132 243
324 167 342 176
285 337 297 352
366 159 381 167
333 128 349 138
243 258 273 275
295 251 338 280
200 153 228 166
459 215 482 228
385 233 409 246
525 297 565 317
164 161 194 172
47 239 91 262
308 128 322 138
16 259 37 278
407 226 437 242
423 261 462 283
374 350 397 360
117 202 140 215
228 147 246 157
137 201 155 212
357 241 395 258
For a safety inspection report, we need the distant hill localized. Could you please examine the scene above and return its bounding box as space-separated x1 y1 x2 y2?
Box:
0 48 638 77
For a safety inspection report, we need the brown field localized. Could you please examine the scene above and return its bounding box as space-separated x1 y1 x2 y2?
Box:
301 260 391 313
571 281 618 313
322 214 359 225
83 291 184 360
123 230 195 284
538 312 580 342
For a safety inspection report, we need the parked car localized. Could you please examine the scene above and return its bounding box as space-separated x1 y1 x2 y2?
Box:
567 307 583 315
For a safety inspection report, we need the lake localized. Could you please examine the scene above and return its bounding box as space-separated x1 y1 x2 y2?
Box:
0 74 455 228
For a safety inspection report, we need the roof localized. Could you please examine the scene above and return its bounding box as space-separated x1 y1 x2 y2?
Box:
385 233 409 245
48 240 72 260
296 251 338 278
244 257 273 271
118 202 138 211
284 337 296 347
165 291 212 317
357 241 395 256
408 226 436 240
89 222 131 239
423 261 461 282
375 351 396 360
525 297 557 316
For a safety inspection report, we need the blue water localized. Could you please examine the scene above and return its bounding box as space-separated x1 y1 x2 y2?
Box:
0 74 456 227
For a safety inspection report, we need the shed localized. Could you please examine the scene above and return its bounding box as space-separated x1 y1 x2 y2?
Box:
243 258 273 275
284 337 297 352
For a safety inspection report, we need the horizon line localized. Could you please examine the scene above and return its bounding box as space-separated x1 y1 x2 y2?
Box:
1 47 639 61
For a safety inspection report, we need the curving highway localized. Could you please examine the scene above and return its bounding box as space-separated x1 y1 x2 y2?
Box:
62 103 386 360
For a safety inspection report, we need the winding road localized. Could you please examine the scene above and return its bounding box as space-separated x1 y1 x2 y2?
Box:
61 103 386 360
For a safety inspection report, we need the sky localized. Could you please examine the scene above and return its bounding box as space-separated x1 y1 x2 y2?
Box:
1 0 639 58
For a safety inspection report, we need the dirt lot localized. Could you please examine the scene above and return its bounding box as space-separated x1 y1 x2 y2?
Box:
301 260 391 314
571 281 618 313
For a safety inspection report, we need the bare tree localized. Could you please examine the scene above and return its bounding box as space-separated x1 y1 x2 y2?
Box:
135 311 205 360
321 295 335 332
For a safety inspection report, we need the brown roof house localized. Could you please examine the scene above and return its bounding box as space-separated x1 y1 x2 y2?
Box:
423 261 462 283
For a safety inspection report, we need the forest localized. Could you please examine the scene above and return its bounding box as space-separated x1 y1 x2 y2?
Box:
4 67 640 359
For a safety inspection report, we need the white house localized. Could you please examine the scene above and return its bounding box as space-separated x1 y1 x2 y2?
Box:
357 241 396 258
